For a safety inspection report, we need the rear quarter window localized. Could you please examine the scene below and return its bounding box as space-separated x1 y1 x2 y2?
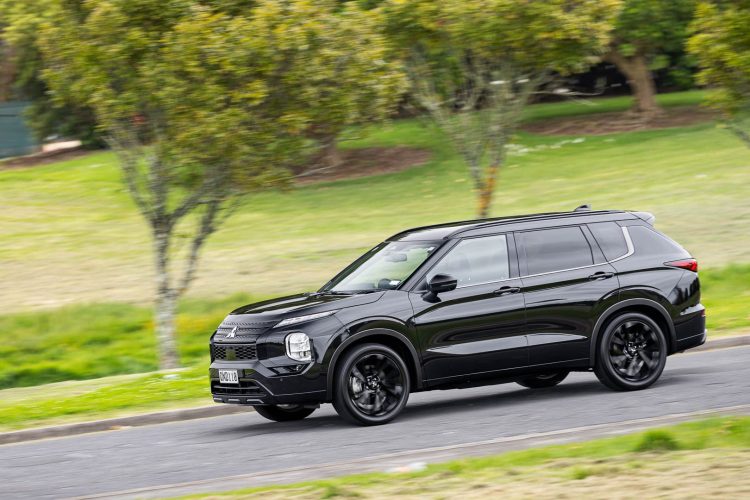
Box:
628 225 690 259
588 222 629 261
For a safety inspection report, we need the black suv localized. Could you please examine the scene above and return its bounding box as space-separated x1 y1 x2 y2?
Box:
209 208 705 425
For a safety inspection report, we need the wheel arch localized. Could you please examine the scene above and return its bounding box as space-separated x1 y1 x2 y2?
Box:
590 298 677 365
325 328 422 400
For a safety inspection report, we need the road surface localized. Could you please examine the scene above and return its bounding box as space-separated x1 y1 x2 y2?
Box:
2 346 750 499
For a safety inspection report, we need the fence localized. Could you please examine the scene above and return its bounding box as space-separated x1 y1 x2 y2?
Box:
0 101 38 158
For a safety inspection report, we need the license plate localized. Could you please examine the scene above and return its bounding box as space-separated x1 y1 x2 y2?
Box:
218 369 239 384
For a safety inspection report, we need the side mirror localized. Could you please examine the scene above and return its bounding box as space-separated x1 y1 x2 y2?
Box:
425 273 457 296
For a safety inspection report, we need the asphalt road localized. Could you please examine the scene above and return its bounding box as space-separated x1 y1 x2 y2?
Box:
2 346 750 499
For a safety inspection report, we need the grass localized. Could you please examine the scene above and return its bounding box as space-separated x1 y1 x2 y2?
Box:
1 89 749 424
519 89 707 122
0 293 267 389
178 416 750 499
0 366 209 432
6 90 749 313
0 262 746 391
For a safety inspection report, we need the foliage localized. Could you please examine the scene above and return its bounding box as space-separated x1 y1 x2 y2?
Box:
689 1 750 146
39 0 403 369
603 0 697 116
383 0 618 217
0 0 102 146
609 0 697 68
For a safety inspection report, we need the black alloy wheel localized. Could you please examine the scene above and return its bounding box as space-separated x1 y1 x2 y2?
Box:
595 312 667 391
253 404 316 422
516 370 569 389
333 343 410 426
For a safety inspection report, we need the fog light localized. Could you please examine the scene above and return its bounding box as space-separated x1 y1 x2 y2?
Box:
285 332 312 362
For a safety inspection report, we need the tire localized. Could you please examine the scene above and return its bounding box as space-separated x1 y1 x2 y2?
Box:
333 343 410 426
594 312 668 391
517 370 569 389
253 404 316 422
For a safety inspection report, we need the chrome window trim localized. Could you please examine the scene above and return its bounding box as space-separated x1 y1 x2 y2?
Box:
606 226 634 263
520 226 633 279
416 226 635 290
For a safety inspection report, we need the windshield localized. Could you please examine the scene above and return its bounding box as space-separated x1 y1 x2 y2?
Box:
324 241 441 292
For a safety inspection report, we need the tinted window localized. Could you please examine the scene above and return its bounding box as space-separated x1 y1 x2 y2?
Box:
520 227 593 275
427 235 510 287
588 222 628 260
628 225 690 258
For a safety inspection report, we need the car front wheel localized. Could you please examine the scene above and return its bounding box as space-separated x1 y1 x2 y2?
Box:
595 312 667 391
333 343 410 426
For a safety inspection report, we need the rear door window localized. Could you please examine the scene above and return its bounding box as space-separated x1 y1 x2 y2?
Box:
519 226 593 275
588 222 629 261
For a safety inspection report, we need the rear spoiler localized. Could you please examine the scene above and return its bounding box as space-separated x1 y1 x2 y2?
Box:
631 211 655 225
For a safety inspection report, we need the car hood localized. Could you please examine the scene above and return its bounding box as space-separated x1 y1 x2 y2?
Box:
229 291 384 319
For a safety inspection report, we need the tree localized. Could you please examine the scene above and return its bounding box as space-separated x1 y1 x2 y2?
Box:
603 0 697 118
689 1 750 147
0 0 102 145
41 0 403 369
384 0 618 218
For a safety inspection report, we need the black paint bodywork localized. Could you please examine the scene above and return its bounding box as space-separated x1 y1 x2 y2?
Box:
209 210 706 406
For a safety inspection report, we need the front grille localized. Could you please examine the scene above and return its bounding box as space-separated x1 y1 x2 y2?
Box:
211 380 266 396
211 343 257 361
214 319 275 341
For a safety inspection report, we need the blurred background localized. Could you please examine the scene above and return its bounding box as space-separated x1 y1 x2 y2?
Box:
1 1 750 498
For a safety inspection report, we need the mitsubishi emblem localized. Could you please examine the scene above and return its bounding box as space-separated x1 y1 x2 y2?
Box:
227 326 238 338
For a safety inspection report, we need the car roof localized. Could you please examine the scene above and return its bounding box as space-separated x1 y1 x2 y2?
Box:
388 209 641 241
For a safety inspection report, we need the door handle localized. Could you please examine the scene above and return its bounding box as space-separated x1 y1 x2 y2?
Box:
493 286 521 296
588 271 614 281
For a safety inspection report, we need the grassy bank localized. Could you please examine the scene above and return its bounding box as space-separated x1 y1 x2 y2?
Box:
7 91 750 314
0 262 747 390
0 366 209 432
2 89 749 426
181 416 750 499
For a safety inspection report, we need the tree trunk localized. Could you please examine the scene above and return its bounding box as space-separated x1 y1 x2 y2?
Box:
606 51 662 119
318 136 340 170
476 164 499 219
154 227 180 370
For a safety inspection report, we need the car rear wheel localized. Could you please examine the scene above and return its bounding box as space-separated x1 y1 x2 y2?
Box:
333 343 410 426
253 404 316 422
595 312 667 391
516 371 569 389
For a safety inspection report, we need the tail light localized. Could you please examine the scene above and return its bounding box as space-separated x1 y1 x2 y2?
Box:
665 258 698 272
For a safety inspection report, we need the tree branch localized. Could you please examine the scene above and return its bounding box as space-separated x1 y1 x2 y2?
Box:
175 198 223 296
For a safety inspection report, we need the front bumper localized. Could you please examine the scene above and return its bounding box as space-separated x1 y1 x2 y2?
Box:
209 359 327 406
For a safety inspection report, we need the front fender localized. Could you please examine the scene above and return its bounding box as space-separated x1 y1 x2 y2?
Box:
324 326 423 400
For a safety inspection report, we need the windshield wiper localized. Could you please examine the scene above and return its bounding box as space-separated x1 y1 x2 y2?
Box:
319 289 380 295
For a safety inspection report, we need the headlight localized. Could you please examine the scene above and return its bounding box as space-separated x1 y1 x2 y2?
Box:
275 310 337 328
285 332 312 362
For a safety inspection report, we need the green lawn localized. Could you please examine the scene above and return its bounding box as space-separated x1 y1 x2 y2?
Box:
3 90 746 313
0 90 749 426
180 416 750 499
0 366 209 432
